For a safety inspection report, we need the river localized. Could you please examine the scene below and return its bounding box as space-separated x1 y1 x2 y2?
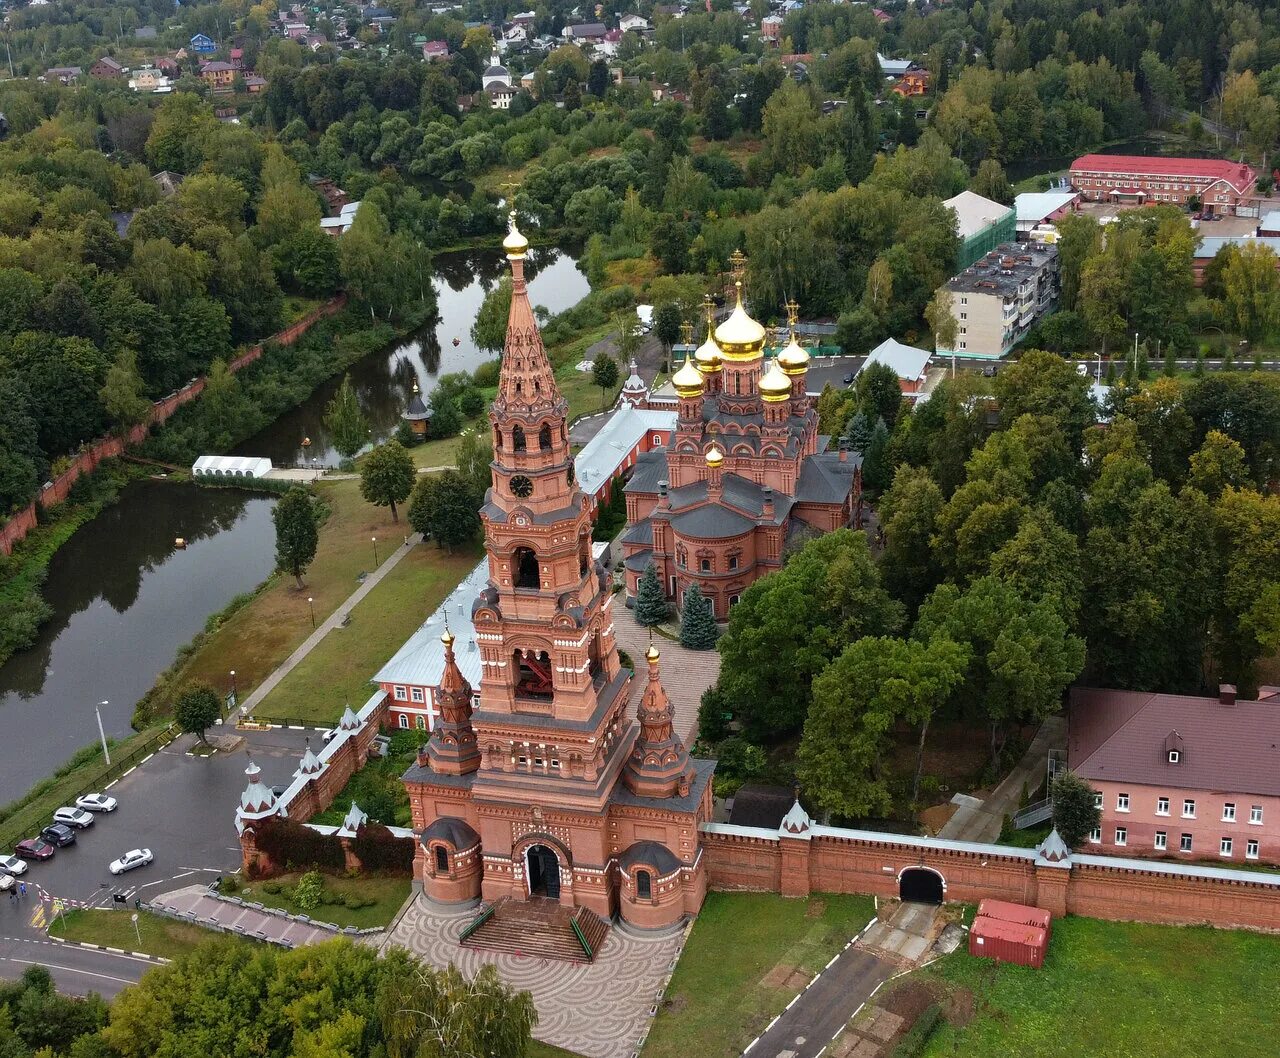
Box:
0 245 587 801
237 244 590 467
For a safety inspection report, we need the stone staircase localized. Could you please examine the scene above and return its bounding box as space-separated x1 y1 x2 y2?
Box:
459 897 610 963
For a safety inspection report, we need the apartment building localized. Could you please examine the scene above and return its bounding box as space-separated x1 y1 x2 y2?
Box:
937 242 1059 360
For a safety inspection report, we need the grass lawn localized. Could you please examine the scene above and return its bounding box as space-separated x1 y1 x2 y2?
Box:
238 872 412 929
281 295 324 325
49 908 217 961
919 915 1280 1058
252 536 483 725
311 730 419 827
643 892 877 1058
173 477 414 710
528 1043 585 1058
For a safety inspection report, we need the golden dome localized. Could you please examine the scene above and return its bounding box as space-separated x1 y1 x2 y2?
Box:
714 282 766 360
778 334 810 376
645 644 660 662
760 358 792 402
694 330 723 372
441 628 455 647
502 210 529 258
705 445 724 469
672 354 705 398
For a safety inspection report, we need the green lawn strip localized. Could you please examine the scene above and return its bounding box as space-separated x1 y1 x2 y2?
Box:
920 915 1280 1058
237 872 412 929
252 539 483 725
644 892 876 1058
49 907 217 961
528 1042 586 1058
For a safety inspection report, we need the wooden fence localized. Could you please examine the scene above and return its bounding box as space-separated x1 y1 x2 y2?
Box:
0 295 347 556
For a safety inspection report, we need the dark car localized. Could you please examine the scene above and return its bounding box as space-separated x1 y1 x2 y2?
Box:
39 824 76 848
14 838 54 861
842 372 854 385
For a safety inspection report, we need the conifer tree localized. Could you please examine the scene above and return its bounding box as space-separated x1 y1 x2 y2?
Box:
679 585 720 649
635 563 670 626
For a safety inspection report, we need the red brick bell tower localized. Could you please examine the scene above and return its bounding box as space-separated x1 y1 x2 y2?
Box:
403 214 714 934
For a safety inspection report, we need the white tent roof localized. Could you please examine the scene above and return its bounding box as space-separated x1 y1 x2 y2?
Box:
192 455 273 477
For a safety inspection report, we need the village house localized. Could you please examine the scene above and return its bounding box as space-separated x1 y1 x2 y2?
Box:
1069 685 1280 868
44 66 82 84
1014 190 1080 240
858 338 931 398
89 56 126 79
891 69 929 96
564 21 607 44
200 60 236 92
422 39 450 61
128 66 171 93
619 13 650 33
190 32 217 54
486 83 518 109
320 201 362 236
1069 155 1257 217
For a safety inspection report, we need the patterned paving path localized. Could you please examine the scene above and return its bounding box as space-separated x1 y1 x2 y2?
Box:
610 604 721 744
149 884 336 947
380 895 687 1058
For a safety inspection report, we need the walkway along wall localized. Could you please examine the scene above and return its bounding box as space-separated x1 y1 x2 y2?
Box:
701 820 1280 933
0 295 348 556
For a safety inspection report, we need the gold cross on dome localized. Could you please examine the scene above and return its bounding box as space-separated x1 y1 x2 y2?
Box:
729 249 747 281
786 299 800 328
680 320 693 345
702 293 715 326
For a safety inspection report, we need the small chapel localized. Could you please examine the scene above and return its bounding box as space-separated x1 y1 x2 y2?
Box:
620 252 863 620
401 215 714 941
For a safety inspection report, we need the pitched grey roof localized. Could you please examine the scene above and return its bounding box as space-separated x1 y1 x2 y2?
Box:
671 503 755 538
623 549 653 572
728 784 794 828
619 840 682 874
610 758 715 813
624 449 669 494
620 518 653 546
795 453 860 504
420 816 480 849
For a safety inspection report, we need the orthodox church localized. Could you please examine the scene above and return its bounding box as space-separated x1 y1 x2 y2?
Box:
401 215 713 935
621 253 863 619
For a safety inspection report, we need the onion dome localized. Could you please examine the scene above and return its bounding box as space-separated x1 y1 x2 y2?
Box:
705 445 724 469
760 357 792 402
714 281 766 361
238 760 277 820
502 209 529 258
778 333 810 376
694 329 723 373
672 353 705 398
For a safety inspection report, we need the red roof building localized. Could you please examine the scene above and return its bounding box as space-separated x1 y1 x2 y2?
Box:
1069 685 1280 867
1069 155 1257 216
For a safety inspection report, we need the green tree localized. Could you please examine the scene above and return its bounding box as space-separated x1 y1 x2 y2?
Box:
635 563 670 626
592 351 619 410
857 361 904 429
798 635 968 818
653 302 683 369
324 374 369 459
760 79 821 179
455 429 493 500
428 388 463 439
679 585 719 649
470 278 512 354
970 159 1012 205
715 530 903 741
915 575 1085 768
993 349 1096 452
924 287 958 351
1050 770 1100 850
1212 487 1280 691
174 684 221 744
408 471 481 552
878 465 945 613
99 349 151 438
273 485 318 589
861 417 892 492
1188 430 1248 500
1222 242 1280 341
360 440 415 523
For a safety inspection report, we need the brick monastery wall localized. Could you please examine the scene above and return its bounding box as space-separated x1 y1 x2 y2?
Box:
0 295 347 556
701 824 1280 933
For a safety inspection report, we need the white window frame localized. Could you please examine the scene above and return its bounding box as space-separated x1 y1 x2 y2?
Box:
398 713 409 729
1223 803 1236 823
1114 827 1127 846
1093 793 1103 810
1089 827 1101 844
1250 805 1263 825
1247 839 1259 860
1156 797 1170 816
1154 831 1167 851
1116 793 1130 813
1167 750 1180 763
1182 799 1196 818
410 687 425 703
1220 837 1233 857
393 685 408 701
1180 833 1193 852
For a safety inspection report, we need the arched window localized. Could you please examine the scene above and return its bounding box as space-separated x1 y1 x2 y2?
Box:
398 714 409 729
636 869 652 899
514 649 553 700
434 846 448 873
539 423 553 450
512 425 526 452
513 547 539 589
416 715 426 730
494 425 502 448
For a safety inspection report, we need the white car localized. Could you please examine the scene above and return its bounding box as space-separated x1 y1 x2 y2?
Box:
75 793 118 813
0 874 12 893
0 855 28 876
53 807 95 829
109 848 153 875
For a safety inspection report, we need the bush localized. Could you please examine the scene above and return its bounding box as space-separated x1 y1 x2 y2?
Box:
394 421 421 447
219 875 239 894
890 1003 942 1058
292 870 325 911
458 387 485 417
254 817 345 872
349 822 414 874
261 880 282 894
472 359 500 387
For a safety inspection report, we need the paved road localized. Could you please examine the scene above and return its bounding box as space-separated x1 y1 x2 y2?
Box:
0 932 154 998
938 716 1067 842
239 533 422 717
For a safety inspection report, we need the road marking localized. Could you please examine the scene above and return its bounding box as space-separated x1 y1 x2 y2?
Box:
8 957 135 985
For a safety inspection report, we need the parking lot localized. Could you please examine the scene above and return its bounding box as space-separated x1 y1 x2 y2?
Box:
3 725 315 916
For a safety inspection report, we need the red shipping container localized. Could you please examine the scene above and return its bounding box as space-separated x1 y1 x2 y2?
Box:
969 915 1048 969
976 898 1052 937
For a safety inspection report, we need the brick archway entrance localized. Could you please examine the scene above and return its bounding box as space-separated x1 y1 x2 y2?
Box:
899 866 944 904
526 843 561 899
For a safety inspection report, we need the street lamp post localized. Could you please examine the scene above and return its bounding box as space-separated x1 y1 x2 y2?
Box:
372 536 379 567
95 701 111 766
307 597 315 630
